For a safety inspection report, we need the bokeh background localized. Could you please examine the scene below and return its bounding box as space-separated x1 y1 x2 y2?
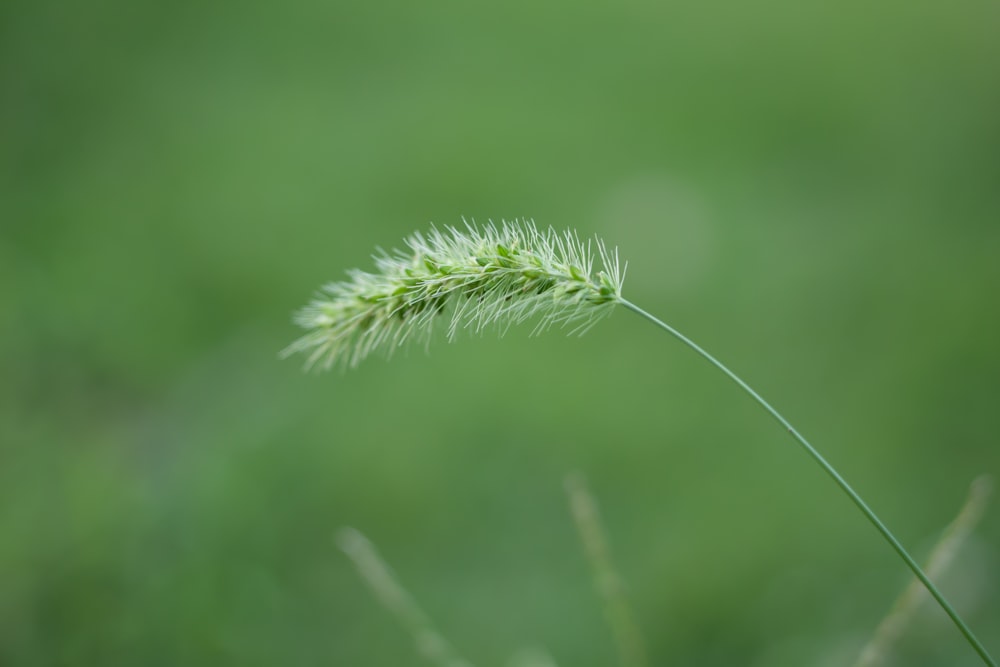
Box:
2 0 999 665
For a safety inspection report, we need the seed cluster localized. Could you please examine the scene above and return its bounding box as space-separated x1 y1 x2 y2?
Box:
284 219 626 369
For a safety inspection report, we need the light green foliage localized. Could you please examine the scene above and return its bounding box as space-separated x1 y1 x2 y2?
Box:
285 220 625 369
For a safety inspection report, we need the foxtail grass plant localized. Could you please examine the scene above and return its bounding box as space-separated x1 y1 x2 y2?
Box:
287 219 995 666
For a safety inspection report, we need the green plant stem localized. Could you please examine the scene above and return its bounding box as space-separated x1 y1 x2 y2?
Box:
618 298 995 667
565 472 648 667
855 475 992 667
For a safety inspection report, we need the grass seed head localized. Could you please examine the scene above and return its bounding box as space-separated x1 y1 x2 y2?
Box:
284 219 626 369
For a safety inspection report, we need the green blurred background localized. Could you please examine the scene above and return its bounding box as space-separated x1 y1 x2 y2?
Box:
2 0 999 665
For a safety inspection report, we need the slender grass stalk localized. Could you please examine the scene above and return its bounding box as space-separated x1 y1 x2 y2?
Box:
291 220 995 666
855 475 992 667
565 472 649 667
339 527 563 667
506 648 560 667
337 527 475 667
617 299 996 667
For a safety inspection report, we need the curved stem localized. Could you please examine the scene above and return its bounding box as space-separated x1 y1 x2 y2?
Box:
618 297 995 667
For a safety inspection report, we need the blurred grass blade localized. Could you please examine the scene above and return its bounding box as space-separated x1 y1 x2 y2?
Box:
565 472 649 667
337 527 475 667
506 648 560 667
855 476 993 667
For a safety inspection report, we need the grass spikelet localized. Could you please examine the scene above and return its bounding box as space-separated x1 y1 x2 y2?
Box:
283 219 625 370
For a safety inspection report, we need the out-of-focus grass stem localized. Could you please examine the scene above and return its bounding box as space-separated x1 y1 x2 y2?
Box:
855 476 993 667
337 527 475 667
565 472 649 667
